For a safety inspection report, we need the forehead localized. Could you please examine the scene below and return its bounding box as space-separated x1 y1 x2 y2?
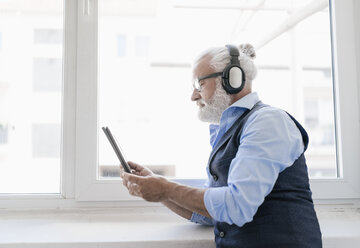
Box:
193 56 214 78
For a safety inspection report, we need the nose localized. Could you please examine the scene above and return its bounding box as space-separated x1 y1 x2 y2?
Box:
191 89 200 102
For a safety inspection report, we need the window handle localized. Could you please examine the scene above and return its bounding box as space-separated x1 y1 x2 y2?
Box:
83 0 91 16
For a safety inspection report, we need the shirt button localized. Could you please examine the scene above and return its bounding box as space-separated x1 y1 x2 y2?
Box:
212 174 218 181
219 231 225 238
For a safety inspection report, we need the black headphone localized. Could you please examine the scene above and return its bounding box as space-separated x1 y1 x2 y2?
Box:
222 44 246 94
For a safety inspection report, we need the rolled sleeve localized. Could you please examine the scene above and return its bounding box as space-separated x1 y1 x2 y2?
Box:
204 187 236 224
204 185 255 227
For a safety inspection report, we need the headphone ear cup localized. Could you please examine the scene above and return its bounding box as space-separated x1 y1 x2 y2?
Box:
221 66 231 92
228 66 243 88
222 65 245 94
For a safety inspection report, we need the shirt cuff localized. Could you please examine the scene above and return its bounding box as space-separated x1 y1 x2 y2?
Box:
190 212 214 226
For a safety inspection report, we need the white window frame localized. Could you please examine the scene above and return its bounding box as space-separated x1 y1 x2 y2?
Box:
74 0 206 201
75 0 360 202
0 0 359 207
309 0 360 199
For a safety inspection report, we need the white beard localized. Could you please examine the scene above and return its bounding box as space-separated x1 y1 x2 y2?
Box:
197 80 232 124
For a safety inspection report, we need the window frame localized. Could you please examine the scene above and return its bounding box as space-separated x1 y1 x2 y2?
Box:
308 0 360 199
0 0 359 207
75 0 360 201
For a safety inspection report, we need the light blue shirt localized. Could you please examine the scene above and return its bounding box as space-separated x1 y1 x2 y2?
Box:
190 92 304 227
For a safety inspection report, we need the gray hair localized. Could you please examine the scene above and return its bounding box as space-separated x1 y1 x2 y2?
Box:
194 44 258 87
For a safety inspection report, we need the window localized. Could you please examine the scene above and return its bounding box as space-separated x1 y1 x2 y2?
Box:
0 1 63 194
117 35 127 57
73 0 360 201
34 29 63 44
0 123 9 144
135 35 151 58
98 0 335 179
32 123 61 158
1 0 359 205
33 58 62 92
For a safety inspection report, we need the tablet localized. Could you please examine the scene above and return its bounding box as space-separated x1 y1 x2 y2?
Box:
102 126 132 173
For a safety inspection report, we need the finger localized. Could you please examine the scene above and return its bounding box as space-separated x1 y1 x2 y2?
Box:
128 161 145 171
123 172 142 184
121 171 130 180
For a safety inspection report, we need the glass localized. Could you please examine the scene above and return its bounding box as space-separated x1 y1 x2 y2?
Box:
98 0 336 179
0 1 63 193
193 72 223 92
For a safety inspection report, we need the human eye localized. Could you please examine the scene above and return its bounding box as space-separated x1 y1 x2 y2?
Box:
199 80 205 88
193 79 200 91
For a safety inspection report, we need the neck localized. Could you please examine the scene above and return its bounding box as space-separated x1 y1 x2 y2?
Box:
230 88 252 105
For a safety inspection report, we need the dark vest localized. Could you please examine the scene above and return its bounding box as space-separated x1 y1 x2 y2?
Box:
208 101 322 248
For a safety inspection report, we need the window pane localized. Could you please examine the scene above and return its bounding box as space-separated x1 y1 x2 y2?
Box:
98 0 336 179
34 28 62 44
33 58 62 92
117 35 127 57
0 0 63 193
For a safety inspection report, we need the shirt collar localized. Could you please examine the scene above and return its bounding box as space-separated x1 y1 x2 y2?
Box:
212 92 260 127
227 92 260 111
218 92 260 129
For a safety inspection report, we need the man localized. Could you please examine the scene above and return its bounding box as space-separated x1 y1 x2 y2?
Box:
121 44 322 247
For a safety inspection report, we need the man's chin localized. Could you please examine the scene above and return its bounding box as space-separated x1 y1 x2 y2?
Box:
198 110 220 124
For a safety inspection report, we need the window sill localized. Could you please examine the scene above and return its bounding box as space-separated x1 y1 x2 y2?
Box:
0 207 214 248
0 206 359 248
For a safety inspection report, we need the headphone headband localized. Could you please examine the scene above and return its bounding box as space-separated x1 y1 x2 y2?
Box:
225 44 240 66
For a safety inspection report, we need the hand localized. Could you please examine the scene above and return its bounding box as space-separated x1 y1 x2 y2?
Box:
119 161 153 178
121 165 170 202
128 161 153 177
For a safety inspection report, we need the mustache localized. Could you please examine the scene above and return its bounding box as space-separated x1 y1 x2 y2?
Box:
197 99 206 106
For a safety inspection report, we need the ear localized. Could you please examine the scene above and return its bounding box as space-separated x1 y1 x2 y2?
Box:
228 66 243 88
